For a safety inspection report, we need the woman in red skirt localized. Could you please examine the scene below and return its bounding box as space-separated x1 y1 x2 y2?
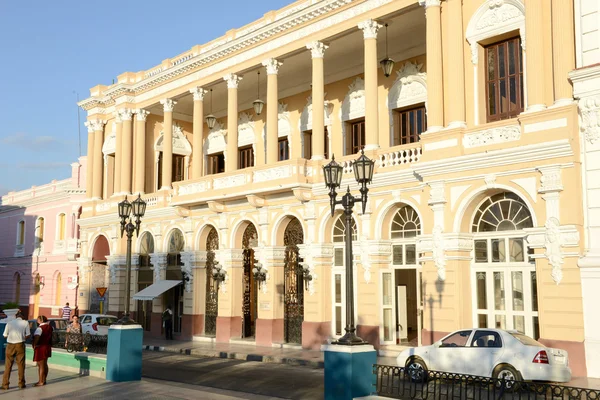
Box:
32 316 53 386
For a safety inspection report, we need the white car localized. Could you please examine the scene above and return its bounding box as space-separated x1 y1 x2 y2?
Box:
79 314 118 335
397 329 571 385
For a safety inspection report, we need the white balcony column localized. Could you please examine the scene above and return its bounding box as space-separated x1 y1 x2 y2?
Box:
224 73 242 172
420 0 444 131
84 122 94 199
159 98 177 190
263 58 283 164
91 119 107 199
551 0 575 106
358 19 382 150
525 0 546 111
306 41 329 160
446 0 466 128
119 108 134 194
134 109 150 194
190 87 208 179
113 112 123 195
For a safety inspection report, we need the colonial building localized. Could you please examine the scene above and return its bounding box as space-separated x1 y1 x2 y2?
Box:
0 160 86 318
570 0 600 379
76 0 589 376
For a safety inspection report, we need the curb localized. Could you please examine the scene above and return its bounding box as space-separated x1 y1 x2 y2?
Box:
142 345 325 369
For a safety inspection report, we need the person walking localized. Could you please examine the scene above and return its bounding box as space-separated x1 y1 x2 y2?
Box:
32 316 53 387
1 310 30 390
162 305 173 340
59 302 72 321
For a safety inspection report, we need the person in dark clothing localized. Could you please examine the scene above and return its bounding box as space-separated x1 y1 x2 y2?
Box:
162 305 173 340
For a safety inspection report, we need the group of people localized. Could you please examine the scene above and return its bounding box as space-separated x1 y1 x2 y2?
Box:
1 303 80 390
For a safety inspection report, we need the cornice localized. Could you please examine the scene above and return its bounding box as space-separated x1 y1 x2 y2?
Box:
78 0 398 110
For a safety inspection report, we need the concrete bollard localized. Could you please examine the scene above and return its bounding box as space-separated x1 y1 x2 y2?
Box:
324 344 377 400
105 324 143 382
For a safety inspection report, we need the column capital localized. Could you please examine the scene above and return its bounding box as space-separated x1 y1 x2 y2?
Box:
419 0 441 8
84 121 95 133
160 98 177 112
87 119 106 132
358 19 382 39
537 165 563 194
135 109 150 121
306 41 329 59
190 87 208 101
223 73 243 89
118 108 133 121
262 58 283 75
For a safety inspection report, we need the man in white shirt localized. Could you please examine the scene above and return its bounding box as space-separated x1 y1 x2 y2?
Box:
1 310 30 390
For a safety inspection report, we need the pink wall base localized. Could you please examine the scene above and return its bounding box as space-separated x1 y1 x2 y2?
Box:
255 318 283 347
301 321 331 349
216 316 242 343
181 314 204 340
357 324 381 350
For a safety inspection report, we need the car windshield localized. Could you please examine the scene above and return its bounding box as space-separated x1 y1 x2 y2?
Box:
510 332 543 346
96 316 118 326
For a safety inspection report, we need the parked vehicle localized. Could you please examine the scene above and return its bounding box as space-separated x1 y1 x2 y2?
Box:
397 329 571 386
27 318 69 345
79 314 118 335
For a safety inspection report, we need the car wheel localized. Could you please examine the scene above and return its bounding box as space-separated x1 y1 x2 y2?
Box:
493 364 521 392
405 358 428 383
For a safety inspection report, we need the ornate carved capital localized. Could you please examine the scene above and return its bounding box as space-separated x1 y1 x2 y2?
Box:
84 121 95 133
262 58 283 75
537 165 563 194
428 181 446 205
88 119 106 132
579 97 600 145
149 252 168 282
135 109 150 121
160 98 177 112
223 73 243 89
118 108 133 121
419 0 442 9
190 87 208 101
306 41 329 59
358 19 382 40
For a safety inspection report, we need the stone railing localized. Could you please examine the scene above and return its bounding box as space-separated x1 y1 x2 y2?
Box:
377 143 422 168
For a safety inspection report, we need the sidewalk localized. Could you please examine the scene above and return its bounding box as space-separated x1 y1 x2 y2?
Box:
142 336 398 368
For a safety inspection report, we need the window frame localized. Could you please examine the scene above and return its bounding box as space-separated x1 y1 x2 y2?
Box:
393 104 427 146
16 219 25 246
347 119 365 155
207 152 225 175
278 137 289 161
57 213 66 241
238 145 254 170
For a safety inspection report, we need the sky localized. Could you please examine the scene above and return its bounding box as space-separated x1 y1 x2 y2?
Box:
0 0 291 196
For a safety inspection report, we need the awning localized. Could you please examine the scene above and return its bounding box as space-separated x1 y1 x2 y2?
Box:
132 280 181 301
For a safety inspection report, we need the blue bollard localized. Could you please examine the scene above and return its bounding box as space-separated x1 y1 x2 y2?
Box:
324 344 377 400
106 324 143 382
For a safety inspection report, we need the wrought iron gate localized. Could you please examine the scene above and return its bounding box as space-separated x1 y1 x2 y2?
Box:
284 219 304 344
205 228 219 335
242 224 258 338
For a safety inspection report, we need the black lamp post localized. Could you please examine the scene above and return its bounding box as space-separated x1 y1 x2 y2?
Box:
323 150 375 345
116 194 147 325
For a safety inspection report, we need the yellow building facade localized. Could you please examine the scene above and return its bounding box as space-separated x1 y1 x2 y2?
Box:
76 0 588 376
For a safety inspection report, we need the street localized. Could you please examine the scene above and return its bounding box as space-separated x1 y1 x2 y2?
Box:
141 351 324 399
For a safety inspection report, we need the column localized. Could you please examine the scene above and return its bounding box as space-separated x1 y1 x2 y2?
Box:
149 253 168 338
446 0 466 127
263 59 283 164
84 123 94 199
159 99 176 190
216 248 245 342
190 87 207 178
91 119 106 199
525 0 546 111
224 74 242 172
113 112 123 194
120 109 133 194
422 0 444 131
134 109 149 194
358 20 381 150
306 41 328 160
551 0 575 106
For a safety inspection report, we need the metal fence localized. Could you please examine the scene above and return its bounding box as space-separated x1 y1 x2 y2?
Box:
52 332 108 355
373 364 600 400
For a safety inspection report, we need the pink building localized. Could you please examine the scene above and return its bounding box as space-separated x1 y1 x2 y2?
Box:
0 158 87 319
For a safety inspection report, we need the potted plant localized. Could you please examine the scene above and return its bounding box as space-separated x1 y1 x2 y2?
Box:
1 302 20 322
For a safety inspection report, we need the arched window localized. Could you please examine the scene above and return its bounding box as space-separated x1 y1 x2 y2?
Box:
57 213 66 241
55 272 62 305
391 205 421 239
35 217 45 243
333 216 357 243
16 220 25 245
138 232 154 267
471 191 538 340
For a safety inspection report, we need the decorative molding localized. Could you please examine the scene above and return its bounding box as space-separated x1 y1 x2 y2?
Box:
213 173 246 189
463 125 521 148
419 0 441 8
155 123 192 156
358 19 381 40
180 251 195 292
189 87 208 101
579 97 600 145
118 108 133 121
253 165 291 183
238 112 256 147
89 119 106 132
306 41 329 59
262 58 283 75
432 226 446 280
160 99 177 112
293 188 313 202
428 181 446 205
388 62 427 142
207 200 226 213
102 123 117 156
484 174 497 190
149 253 168 282
466 0 525 51
178 181 207 196
205 121 226 155
135 109 150 121
224 73 242 89
246 194 266 208
537 165 563 194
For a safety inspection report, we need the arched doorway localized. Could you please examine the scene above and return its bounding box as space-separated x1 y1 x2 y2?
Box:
470 192 538 338
137 232 154 331
242 224 258 338
381 204 422 346
205 227 219 336
283 218 304 344
90 235 110 314
166 229 185 335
